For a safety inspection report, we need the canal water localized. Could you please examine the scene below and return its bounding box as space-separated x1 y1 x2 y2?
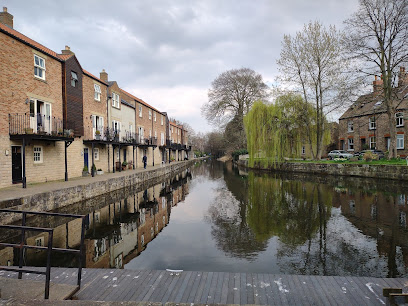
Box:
1 160 407 278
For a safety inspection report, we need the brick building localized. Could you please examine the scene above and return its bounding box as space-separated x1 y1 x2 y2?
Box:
339 69 408 157
0 7 191 189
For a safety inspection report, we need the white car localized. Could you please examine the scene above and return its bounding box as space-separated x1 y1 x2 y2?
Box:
328 150 353 159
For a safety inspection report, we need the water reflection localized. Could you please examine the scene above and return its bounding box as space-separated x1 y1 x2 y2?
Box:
0 169 192 269
0 160 407 277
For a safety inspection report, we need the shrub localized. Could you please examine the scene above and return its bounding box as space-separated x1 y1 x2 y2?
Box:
83 166 88 172
363 151 378 161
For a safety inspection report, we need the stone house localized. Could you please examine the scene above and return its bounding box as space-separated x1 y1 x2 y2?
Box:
339 68 408 157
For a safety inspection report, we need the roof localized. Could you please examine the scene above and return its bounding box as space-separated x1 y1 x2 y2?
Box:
119 88 163 114
121 99 135 109
339 88 408 120
0 22 61 61
169 121 183 129
83 69 108 86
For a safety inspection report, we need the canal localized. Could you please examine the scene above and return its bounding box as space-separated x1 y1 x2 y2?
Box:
0 160 407 278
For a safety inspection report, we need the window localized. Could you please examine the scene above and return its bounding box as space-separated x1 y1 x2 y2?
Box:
161 115 164 125
396 112 404 127
35 237 44 247
71 71 78 87
34 54 46 80
139 105 142 117
33 146 43 163
348 121 354 132
112 93 120 108
397 134 404 149
161 132 165 145
149 110 152 120
94 84 101 101
154 131 157 138
154 112 156 122
112 120 120 133
348 138 354 151
94 148 99 161
369 136 376 149
129 124 133 134
386 137 390 150
369 117 376 130
141 234 145 246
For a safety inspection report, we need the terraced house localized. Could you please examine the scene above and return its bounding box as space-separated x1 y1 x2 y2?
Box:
0 7 190 189
339 69 408 157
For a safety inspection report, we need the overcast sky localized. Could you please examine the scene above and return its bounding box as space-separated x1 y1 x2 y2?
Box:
4 0 359 133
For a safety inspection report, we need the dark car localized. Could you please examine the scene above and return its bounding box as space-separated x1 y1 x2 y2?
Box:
354 150 385 159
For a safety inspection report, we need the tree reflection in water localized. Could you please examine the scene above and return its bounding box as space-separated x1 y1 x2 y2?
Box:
206 161 408 277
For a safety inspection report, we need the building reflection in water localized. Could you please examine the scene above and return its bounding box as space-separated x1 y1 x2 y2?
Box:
0 169 192 269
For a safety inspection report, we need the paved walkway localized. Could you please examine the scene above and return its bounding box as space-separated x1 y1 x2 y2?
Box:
0 160 191 202
0 268 407 305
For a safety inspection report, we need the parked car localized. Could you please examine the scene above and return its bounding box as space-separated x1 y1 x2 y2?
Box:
328 150 354 159
354 150 385 160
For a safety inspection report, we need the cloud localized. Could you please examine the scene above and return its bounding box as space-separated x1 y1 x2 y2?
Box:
4 0 360 132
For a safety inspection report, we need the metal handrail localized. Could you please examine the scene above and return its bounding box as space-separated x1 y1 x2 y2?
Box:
0 209 87 299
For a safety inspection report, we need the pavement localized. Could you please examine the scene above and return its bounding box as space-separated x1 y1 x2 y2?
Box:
0 160 190 203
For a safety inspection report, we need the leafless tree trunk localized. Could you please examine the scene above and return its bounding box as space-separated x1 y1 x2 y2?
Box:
277 21 355 160
345 0 408 158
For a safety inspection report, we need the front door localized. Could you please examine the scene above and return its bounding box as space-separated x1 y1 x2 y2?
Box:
84 148 89 171
12 146 22 183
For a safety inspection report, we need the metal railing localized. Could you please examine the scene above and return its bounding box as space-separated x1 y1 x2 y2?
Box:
0 209 87 299
9 113 74 137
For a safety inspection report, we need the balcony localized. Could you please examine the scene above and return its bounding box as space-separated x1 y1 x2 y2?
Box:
9 113 74 140
139 137 158 147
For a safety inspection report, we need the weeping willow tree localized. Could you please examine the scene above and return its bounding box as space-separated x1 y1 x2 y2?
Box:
244 94 330 167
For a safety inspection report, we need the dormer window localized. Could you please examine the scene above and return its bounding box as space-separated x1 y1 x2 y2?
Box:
34 54 46 80
396 112 404 127
71 71 78 87
348 121 354 132
369 117 376 130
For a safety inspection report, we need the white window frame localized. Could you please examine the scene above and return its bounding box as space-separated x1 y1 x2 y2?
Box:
369 136 376 149
397 134 404 149
34 54 46 80
154 130 157 138
347 121 354 132
161 115 164 125
154 112 156 122
112 120 120 133
396 112 404 127
94 148 99 161
139 105 142 117
112 93 120 108
369 117 376 130
348 138 354 151
149 110 152 120
71 71 78 87
33 146 43 163
94 84 101 101
161 132 165 145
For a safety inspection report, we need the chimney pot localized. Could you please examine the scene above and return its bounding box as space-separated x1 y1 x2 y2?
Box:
100 69 108 82
3 7 7 12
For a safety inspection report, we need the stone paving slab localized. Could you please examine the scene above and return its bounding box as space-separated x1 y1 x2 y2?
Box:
0 277 77 301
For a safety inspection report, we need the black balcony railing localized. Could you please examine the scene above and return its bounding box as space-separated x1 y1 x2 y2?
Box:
122 132 140 144
9 113 74 137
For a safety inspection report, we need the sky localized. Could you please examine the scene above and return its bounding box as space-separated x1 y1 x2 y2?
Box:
3 0 360 133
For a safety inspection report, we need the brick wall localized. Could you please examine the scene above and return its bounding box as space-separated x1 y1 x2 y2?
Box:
64 56 84 136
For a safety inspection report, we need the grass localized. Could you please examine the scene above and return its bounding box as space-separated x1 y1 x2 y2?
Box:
253 157 407 166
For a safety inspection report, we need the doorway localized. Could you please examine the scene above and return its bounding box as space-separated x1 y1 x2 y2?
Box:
83 148 89 171
12 146 22 183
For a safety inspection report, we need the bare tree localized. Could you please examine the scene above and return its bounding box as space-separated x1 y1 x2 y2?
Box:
202 68 269 149
277 21 355 159
345 0 408 158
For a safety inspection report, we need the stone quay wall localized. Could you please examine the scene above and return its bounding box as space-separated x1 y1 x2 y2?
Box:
0 159 197 224
237 159 408 181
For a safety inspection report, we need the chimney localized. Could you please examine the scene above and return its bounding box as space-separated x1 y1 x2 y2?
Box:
0 7 13 28
61 45 74 55
398 66 407 87
100 69 108 82
373 75 383 93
